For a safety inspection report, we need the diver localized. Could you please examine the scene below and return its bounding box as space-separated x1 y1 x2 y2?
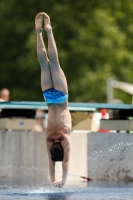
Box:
35 12 72 188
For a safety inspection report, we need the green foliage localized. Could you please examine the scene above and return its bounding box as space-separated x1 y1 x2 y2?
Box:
0 0 133 103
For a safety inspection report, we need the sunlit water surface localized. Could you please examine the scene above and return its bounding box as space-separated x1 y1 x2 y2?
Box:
0 181 133 200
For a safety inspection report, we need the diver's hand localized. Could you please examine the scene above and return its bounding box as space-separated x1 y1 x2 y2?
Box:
52 181 65 188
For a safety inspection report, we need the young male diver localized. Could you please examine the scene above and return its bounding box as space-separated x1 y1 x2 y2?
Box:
35 12 72 188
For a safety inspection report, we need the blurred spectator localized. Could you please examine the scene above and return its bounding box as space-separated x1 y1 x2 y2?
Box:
0 88 10 101
34 109 47 132
0 88 10 116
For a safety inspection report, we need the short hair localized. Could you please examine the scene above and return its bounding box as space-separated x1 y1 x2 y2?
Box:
50 142 64 162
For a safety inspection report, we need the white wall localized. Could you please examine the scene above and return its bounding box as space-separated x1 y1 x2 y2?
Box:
0 130 88 186
0 131 48 186
88 132 133 182
0 130 133 186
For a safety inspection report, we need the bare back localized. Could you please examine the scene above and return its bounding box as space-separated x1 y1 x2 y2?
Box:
46 102 71 139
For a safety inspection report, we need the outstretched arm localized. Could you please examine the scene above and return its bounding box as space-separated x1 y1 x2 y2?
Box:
54 135 70 188
62 137 70 184
46 140 56 184
47 150 56 183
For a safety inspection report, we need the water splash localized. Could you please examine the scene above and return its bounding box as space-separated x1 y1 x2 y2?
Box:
88 142 133 182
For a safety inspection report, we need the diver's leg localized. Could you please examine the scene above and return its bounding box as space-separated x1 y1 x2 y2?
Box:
43 13 68 94
35 12 53 91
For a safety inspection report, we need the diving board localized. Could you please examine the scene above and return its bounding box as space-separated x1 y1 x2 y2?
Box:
0 101 133 111
0 101 133 131
0 101 97 111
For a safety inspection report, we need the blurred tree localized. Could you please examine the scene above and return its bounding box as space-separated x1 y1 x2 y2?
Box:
0 0 133 103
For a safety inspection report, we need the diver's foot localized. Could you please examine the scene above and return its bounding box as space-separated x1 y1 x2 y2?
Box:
43 13 52 32
35 12 43 33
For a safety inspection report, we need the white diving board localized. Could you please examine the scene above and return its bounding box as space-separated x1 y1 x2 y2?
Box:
0 101 133 111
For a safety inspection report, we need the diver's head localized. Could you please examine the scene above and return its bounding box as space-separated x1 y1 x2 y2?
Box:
50 142 64 162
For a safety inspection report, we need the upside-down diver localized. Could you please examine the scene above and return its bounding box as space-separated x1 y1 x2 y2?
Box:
35 12 72 188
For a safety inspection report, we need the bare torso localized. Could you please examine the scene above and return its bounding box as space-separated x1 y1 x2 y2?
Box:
46 102 72 140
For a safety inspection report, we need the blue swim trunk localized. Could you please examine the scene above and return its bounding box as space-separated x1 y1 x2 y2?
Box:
43 88 68 104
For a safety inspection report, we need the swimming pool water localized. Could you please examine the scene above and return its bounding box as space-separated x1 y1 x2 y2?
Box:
0 181 133 200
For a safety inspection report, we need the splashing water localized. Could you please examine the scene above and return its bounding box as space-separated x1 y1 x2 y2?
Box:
0 184 133 200
0 139 133 199
88 142 133 182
